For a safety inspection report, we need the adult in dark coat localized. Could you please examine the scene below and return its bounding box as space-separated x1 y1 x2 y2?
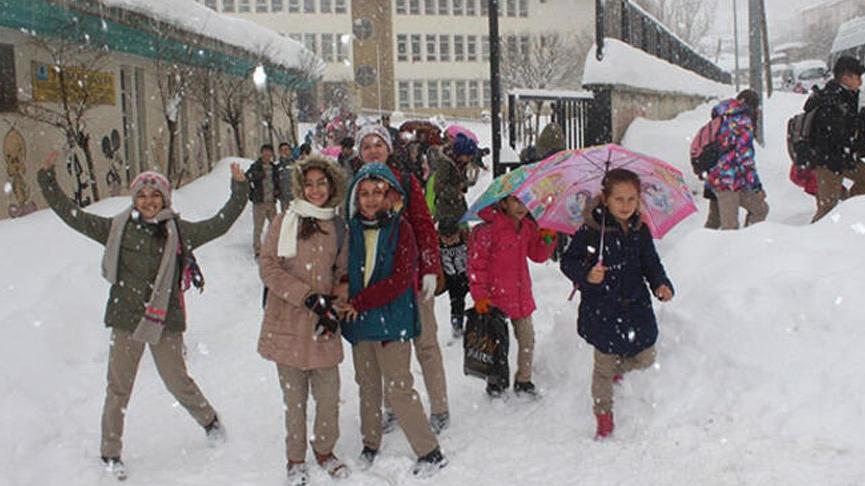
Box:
246 144 282 256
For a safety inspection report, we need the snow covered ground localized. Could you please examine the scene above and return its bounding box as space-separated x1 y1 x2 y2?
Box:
3 92 865 485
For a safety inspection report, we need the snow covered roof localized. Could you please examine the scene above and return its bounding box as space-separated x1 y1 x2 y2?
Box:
99 0 323 74
792 59 829 72
832 16 865 54
773 41 808 52
583 39 731 98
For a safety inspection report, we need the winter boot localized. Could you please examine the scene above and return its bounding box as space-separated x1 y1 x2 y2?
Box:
101 456 127 481
381 408 398 434
612 374 623 384
485 382 506 399
286 462 308 486
204 415 227 446
429 411 450 434
595 412 614 439
513 381 538 398
411 447 448 478
315 451 350 479
450 315 464 339
358 446 378 470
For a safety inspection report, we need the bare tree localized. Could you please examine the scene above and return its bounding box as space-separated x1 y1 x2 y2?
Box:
17 20 111 204
266 51 321 147
646 0 717 52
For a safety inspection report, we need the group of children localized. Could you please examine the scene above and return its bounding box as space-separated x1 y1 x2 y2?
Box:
37 121 676 483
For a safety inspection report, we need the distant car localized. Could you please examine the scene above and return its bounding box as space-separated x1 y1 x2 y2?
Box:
785 60 831 93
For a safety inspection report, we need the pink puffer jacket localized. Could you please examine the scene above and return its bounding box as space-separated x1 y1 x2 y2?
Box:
467 206 556 320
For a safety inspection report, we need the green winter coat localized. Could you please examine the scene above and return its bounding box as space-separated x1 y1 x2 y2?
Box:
433 152 469 237
37 167 249 333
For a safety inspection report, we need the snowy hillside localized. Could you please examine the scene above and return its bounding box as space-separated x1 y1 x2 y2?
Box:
2 93 865 485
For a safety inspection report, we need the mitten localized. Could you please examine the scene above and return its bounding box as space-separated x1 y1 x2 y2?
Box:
474 298 492 314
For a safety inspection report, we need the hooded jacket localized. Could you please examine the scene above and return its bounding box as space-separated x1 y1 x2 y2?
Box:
341 163 419 345
258 155 349 369
704 98 762 193
467 205 556 320
805 79 863 173
560 207 673 357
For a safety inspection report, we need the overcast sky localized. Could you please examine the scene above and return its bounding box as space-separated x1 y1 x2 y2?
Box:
708 0 826 43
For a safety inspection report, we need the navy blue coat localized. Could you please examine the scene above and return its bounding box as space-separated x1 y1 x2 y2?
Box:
560 207 674 357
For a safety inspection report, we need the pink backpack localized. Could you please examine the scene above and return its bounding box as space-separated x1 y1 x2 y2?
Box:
689 116 724 176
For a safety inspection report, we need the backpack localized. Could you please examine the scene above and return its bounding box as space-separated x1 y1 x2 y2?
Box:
786 109 820 169
689 116 725 176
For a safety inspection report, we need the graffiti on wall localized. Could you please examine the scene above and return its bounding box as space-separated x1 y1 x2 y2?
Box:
4 128 38 218
101 129 123 196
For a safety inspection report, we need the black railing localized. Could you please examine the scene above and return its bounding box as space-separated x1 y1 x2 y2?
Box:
597 0 732 84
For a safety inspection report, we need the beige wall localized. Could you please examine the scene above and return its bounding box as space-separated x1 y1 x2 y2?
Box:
0 26 298 220
609 86 709 143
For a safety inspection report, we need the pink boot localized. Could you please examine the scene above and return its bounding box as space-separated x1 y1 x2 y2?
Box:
595 412 614 439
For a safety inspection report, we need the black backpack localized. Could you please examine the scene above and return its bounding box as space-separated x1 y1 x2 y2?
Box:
786 109 821 169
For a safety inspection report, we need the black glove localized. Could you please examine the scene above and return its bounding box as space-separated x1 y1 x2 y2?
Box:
304 293 337 317
314 315 340 337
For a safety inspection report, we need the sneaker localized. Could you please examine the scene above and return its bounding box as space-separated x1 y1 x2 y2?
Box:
485 382 506 398
101 456 127 481
204 416 227 447
315 452 351 479
358 446 378 470
286 462 308 486
381 408 397 434
450 316 464 338
411 447 448 478
595 411 614 439
429 412 450 435
513 381 538 398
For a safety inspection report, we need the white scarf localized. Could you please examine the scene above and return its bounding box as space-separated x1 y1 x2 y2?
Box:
277 199 336 258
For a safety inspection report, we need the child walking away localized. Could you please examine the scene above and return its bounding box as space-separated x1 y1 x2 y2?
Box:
257 155 350 486
467 195 557 398
36 152 248 479
339 163 448 478
559 169 674 439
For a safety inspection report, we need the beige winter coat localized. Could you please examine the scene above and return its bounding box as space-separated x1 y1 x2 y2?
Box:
257 155 349 370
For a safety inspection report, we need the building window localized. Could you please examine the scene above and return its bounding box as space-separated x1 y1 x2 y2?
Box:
320 0 332 12
427 80 439 108
396 0 406 14
410 0 420 14
519 0 528 16
288 0 300 12
0 44 16 113
439 35 450 61
204 0 217 10
256 0 268 12
336 33 349 61
321 33 335 62
426 35 437 61
506 35 517 57
304 0 315 13
411 34 422 62
466 0 475 15
456 80 467 107
271 0 283 11
469 80 479 107
438 0 448 15
441 80 452 108
483 79 491 107
480 0 487 15
454 35 464 62
239 0 251 12
335 0 347 13
452 0 462 15
482 35 489 61
520 35 529 58
304 33 317 55
399 81 410 109
507 0 516 16
425 0 436 14
397 34 408 61
413 81 424 108
467 35 477 61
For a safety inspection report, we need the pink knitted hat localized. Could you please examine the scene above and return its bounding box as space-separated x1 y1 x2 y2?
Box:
130 171 172 207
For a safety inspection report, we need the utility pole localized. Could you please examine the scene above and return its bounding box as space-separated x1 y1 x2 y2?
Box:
488 0 502 175
733 0 740 92
748 0 764 144
759 0 772 97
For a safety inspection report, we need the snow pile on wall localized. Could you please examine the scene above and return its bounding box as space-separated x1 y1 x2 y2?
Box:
832 16 865 54
101 0 322 73
583 38 732 98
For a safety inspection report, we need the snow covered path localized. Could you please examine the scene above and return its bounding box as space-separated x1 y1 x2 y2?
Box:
2 93 865 485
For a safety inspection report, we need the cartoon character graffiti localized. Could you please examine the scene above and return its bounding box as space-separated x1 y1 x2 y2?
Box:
4 128 38 218
101 129 123 196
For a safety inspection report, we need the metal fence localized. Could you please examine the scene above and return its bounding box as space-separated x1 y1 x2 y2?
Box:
597 0 732 85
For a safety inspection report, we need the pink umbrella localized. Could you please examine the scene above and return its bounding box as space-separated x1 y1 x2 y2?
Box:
319 145 342 159
512 144 697 239
445 125 478 143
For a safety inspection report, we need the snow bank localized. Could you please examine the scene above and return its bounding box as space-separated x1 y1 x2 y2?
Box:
584 39 733 98
101 0 322 73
